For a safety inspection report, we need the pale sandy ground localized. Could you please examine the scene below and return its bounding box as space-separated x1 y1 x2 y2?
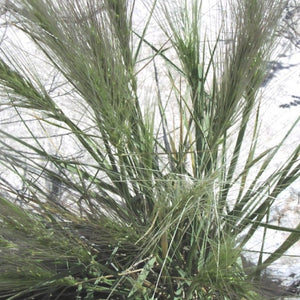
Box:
0 0 299 298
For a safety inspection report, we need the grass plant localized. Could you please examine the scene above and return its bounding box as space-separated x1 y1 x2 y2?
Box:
0 0 299 299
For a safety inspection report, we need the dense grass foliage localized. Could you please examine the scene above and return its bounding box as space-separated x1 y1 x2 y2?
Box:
0 0 299 299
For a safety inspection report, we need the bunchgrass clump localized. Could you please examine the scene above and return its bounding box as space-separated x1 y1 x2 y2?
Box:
0 0 299 299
